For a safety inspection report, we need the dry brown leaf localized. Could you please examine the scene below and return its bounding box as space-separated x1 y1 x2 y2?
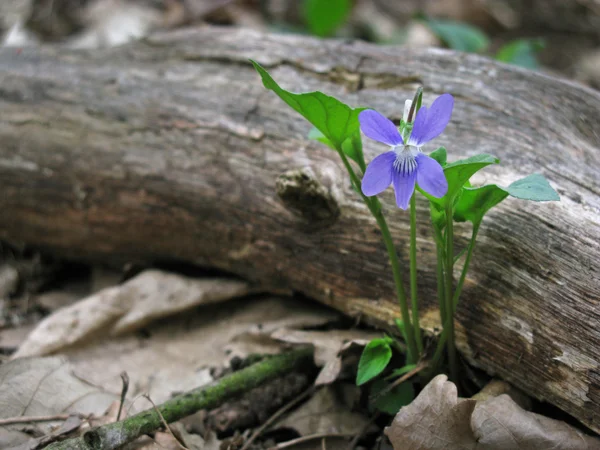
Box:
0 357 117 448
4 293 339 443
385 374 476 450
14 270 250 358
472 394 600 449
277 385 371 436
0 357 117 419
56 297 335 406
386 375 600 450
0 429 36 450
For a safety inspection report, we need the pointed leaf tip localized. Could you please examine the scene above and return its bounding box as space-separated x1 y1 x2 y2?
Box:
507 173 560 202
251 60 365 167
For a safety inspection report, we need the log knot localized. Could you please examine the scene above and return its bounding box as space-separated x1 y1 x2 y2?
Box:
276 167 340 226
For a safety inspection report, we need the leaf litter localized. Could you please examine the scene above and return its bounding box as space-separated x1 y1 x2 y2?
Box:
1 269 380 448
2 268 599 449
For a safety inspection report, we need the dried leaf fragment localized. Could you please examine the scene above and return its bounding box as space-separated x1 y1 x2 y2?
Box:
385 374 476 450
14 270 250 357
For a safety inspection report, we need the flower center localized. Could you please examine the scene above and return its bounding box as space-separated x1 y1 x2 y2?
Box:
392 145 419 175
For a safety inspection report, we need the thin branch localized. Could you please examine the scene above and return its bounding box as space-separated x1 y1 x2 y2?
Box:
372 361 428 401
0 414 73 426
45 348 313 450
117 372 130 422
144 395 189 450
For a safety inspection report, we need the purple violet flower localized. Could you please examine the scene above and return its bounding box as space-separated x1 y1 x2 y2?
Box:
359 94 454 209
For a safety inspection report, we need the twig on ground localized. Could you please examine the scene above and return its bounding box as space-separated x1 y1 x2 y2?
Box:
45 348 314 450
117 372 130 422
144 394 189 450
374 361 428 401
0 414 73 426
271 433 354 450
240 386 316 450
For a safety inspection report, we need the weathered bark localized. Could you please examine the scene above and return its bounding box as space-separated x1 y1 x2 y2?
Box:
0 27 599 432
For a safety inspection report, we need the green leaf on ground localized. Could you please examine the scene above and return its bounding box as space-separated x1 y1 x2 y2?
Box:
425 18 489 53
496 39 545 69
304 0 352 37
356 338 393 385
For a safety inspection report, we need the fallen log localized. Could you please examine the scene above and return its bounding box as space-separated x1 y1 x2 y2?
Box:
0 26 598 432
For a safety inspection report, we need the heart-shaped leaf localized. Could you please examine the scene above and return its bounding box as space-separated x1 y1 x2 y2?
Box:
252 60 365 168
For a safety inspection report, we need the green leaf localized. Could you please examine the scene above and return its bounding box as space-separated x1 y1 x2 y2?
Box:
442 154 500 202
251 60 365 167
418 154 499 230
425 18 489 53
370 380 414 415
496 39 545 70
304 0 352 37
429 147 447 166
453 184 508 224
308 126 334 149
356 338 393 385
506 173 560 202
454 174 558 225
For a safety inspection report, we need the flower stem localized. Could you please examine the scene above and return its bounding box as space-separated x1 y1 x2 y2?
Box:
371 196 419 361
433 227 446 326
444 205 458 381
452 222 480 310
409 194 423 355
429 222 480 377
334 148 419 361
424 235 448 379
436 243 446 322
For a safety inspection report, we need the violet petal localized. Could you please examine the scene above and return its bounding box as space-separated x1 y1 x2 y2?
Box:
409 105 429 146
392 167 417 209
359 110 403 146
408 94 454 146
416 153 448 198
361 151 396 196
